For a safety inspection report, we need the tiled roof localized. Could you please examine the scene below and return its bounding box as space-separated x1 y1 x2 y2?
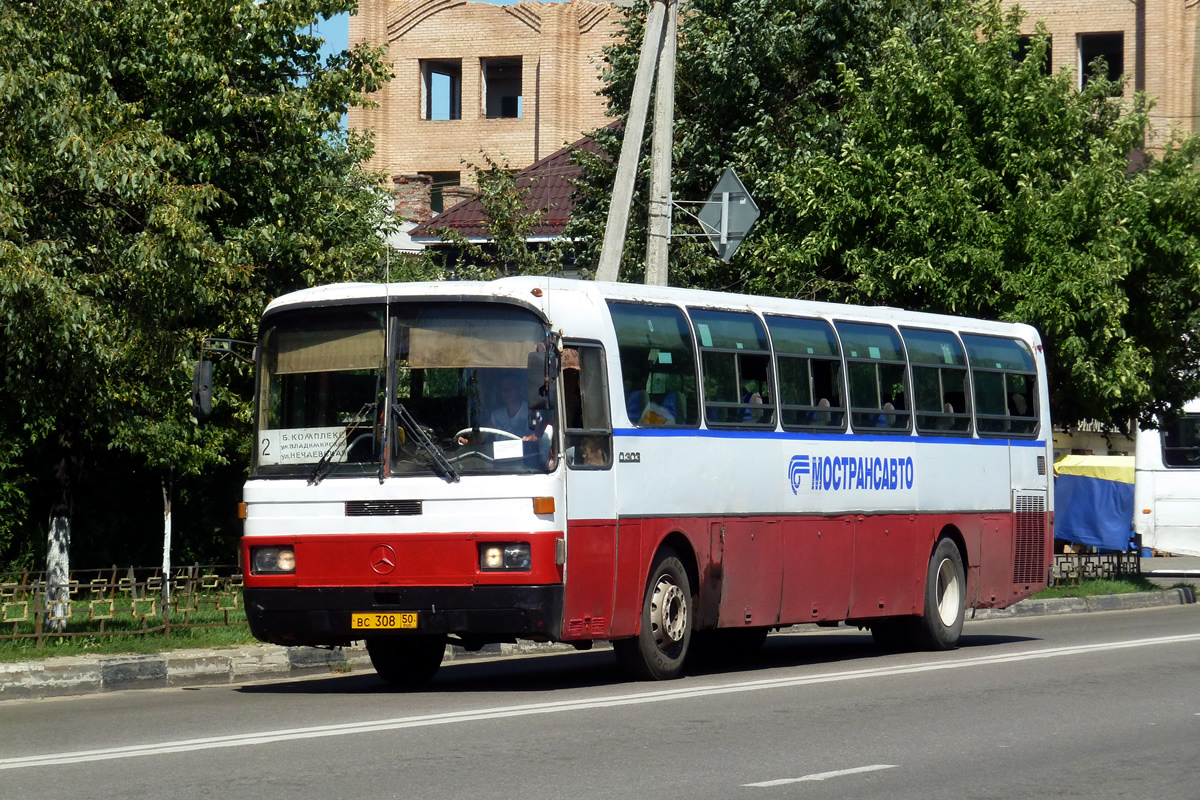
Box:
410 132 604 242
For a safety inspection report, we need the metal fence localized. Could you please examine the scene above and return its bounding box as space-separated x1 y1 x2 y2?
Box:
0 564 245 647
1050 552 1141 585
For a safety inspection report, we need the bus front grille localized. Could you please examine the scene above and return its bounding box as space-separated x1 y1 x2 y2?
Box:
345 500 423 517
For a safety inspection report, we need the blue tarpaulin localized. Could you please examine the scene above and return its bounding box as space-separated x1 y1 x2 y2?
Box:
1053 455 1134 552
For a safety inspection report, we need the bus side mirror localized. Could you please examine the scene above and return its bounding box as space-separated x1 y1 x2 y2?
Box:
193 360 213 420
528 351 558 411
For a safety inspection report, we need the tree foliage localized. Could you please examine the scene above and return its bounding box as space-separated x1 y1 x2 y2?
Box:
0 0 395 567
432 154 569 279
572 0 1200 429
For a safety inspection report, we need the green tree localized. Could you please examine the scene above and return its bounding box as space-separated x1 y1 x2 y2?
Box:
573 0 1200 429
0 0 396 586
433 153 569 279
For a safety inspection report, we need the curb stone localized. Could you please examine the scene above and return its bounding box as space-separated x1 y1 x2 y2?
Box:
968 586 1196 620
0 588 1193 701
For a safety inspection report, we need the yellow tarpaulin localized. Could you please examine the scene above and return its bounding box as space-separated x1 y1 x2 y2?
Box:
1053 454 1134 485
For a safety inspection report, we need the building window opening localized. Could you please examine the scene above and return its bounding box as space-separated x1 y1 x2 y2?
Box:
420 171 460 214
422 60 462 121
1016 34 1052 76
1078 32 1123 88
482 57 522 119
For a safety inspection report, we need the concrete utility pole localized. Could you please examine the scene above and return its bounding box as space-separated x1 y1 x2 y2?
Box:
644 0 677 286
595 0 676 284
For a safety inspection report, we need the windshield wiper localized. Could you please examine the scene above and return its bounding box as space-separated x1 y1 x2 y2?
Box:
309 402 374 486
393 401 460 483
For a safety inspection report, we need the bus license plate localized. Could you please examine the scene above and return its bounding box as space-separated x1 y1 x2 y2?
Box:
351 612 417 630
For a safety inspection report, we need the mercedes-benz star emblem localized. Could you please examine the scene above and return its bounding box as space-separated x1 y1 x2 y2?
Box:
369 544 397 575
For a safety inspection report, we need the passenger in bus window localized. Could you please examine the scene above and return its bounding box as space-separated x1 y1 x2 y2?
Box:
815 397 832 426
742 379 764 422
567 435 607 467
628 374 679 425
877 401 895 427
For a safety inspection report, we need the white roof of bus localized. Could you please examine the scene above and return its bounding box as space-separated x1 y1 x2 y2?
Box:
263 277 1041 343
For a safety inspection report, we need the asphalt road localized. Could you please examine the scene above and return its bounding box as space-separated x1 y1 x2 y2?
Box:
3 606 1198 800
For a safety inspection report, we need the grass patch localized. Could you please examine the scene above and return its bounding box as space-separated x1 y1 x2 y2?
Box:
1034 576 1162 599
0 625 260 663
0 592 260 663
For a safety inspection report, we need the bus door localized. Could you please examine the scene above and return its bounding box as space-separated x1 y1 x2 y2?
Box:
559 342 620 640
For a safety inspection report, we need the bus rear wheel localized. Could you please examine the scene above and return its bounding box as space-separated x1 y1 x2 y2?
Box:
913 538 966 650
614 548 693 680
366 635 447 687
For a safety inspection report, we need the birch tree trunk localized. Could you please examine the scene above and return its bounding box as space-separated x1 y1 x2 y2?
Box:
46 511 71 633
161 471 172 604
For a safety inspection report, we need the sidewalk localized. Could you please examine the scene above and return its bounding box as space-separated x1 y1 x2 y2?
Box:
1140 554 1200 581
1 563 1196 702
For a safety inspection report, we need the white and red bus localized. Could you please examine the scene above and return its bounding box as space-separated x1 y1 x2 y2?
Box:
234 277 1053 684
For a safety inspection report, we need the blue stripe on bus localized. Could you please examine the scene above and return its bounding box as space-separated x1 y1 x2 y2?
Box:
611 427 1046 447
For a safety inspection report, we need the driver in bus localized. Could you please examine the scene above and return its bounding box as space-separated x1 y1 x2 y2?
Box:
490 372 535 438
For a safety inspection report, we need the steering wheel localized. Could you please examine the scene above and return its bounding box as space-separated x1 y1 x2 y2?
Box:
345 432 376 462
453 427 523 444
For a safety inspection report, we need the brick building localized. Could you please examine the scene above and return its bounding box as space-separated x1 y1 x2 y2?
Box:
353 0 1197 229
349 0 622 211
1012 0 1198 145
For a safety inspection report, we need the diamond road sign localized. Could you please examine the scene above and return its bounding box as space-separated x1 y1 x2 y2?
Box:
697 167 759 262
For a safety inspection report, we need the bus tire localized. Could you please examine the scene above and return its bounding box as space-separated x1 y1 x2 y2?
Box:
613 548 693 680
914 538 966 650
366 635 446 686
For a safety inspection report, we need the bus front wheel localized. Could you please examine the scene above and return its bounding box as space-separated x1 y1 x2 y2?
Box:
914 538 966 650
614 548 693 680
366 635 447 687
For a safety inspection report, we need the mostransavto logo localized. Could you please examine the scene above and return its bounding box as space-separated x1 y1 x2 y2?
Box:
790 454 915 495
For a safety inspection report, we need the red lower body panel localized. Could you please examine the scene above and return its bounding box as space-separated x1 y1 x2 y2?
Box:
561 511 1048 641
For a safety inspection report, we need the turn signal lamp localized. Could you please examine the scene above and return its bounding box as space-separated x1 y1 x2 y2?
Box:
532 497 555 515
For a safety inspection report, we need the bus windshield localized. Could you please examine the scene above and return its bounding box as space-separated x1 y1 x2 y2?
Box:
254 302 555 478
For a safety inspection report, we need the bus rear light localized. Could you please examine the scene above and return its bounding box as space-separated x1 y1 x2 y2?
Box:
479 543 532 571
251 546 296 575
532 497 555 515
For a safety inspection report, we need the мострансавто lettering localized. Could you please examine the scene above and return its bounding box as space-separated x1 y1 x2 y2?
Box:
789 454 915 495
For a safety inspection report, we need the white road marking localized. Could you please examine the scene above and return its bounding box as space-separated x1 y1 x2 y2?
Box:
3 632 1199 771
745 764 897 787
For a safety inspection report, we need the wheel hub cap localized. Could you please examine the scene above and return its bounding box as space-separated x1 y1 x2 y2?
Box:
935 557 961 627
650 577 687 647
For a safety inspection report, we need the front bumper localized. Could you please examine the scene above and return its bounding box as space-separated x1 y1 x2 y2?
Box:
244 585 565 647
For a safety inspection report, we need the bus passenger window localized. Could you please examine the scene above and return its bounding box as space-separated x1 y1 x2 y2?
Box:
1163 415 1200 467
688 308 774 428
765 315 845 430
607 301 698 427
962 334 1039 436
835 321 911 433
901 327 971 434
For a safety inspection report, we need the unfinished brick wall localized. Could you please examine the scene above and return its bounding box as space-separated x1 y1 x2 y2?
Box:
351 0 622 188
1010 0 1198 145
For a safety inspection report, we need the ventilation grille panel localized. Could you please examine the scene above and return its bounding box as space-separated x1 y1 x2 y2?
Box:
1013 493 1047 584
345 500 422 517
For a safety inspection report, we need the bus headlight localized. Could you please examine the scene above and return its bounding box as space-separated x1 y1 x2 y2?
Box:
479 543 531 571
251 546 296 574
